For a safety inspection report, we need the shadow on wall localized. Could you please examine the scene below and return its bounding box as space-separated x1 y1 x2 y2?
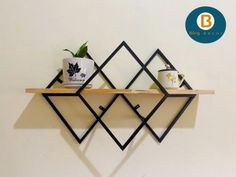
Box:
15 94 199 129
14 42 200 176
15 93 199 146
59 126 149 177
14 94 199 177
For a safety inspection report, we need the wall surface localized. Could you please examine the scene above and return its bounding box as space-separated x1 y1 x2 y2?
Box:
0 0 236 177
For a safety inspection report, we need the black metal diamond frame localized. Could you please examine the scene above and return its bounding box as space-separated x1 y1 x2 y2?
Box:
42 41 196 150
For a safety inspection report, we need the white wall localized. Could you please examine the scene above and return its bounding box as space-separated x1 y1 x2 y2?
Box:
1 0 236 177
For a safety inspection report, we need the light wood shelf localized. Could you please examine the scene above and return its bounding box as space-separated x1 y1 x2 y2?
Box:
25 88 215 95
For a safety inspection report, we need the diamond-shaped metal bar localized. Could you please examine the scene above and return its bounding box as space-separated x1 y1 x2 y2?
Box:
74 42 173 150
43 94 98 143
43 41 196 150
78 93 167 150
43 45 151 145
76 41 167 95
78 42 196 147
124 48 196 142
74 42 180 149
43 56 119 144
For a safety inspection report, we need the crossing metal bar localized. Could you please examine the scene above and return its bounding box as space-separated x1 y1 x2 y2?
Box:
42 41 196 150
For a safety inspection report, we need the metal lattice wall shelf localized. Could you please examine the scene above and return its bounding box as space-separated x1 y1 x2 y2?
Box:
26 41 214 150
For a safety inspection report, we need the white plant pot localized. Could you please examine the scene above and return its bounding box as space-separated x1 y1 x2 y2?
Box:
63 57 94 87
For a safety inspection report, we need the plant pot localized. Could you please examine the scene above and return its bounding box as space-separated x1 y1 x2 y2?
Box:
63 57 94 87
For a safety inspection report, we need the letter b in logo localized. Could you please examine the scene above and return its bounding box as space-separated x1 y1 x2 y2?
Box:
197 12 215 30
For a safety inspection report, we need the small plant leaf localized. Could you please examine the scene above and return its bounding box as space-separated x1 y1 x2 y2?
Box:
76 46 87 58
80 41 88 50
63 49 75 57
75 41 88 58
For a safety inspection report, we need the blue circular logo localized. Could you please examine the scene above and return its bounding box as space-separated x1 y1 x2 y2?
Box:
185 6 226 43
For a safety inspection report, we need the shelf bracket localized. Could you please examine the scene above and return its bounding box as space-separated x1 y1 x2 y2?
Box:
134 104 140 110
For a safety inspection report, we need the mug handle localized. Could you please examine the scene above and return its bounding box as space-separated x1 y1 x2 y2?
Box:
178 74 185 87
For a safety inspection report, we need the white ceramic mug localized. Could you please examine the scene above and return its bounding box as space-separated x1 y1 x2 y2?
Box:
63 57 94 87
158 69 185 89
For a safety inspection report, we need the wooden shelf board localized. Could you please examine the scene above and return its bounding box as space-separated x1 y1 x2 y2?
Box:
25 88 215 95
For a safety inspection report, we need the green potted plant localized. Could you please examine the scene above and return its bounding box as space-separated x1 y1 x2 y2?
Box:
63 42 94 87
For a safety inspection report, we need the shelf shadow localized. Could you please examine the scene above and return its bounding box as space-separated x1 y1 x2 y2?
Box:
15 94 199 129
14 94 199 176
60 125 149 177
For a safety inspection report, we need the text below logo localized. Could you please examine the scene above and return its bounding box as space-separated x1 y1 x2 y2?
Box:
186 6 226 43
